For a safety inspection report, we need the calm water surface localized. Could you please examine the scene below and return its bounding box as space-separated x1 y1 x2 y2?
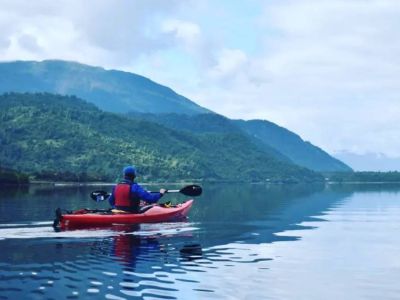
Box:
1 183 400 299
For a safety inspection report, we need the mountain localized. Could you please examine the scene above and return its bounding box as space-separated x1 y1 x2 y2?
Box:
334 151 400 171
128 112 292 164
0 60 351 173
234 119 352 172
130 113 351 172
0 60 211 115
0 93 323 183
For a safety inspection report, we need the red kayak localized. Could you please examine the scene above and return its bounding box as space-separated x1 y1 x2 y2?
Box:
55 200 194 230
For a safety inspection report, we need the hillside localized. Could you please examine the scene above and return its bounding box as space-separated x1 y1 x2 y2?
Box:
130 113 352 172
128 112 292 164
0 60 351 173
0 60 211 115
0 93 323 183
235 119 352 172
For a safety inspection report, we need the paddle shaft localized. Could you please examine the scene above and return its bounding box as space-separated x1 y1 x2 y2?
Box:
90 184 202 201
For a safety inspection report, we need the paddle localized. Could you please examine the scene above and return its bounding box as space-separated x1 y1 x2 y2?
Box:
90 184 202 202
165 184 202 197
90 190 111 202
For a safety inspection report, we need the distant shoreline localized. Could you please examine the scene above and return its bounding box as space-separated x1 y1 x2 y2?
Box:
28 180 199 187
326 181 400 185
2 180 399 187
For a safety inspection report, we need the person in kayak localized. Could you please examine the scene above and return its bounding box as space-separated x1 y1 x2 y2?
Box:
108 166 167 213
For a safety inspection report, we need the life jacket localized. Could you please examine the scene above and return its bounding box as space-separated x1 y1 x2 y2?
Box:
114 182 140 212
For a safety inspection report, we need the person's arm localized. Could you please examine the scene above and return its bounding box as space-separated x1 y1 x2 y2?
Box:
132 184 165 204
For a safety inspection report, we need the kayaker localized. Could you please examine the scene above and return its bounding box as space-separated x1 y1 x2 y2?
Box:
108 166 167 213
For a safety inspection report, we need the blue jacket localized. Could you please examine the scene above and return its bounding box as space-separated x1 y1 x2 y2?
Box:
108 179 163 208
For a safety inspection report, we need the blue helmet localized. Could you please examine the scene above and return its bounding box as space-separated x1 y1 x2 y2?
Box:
123 166 136 177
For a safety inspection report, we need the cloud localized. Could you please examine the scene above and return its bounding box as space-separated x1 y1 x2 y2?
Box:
1 0 400 156
0 0 183 66
162 19 201 49
252 0 400 155
0 37 11 51
208 48 248 82
17 33 42 53
185 0 400 156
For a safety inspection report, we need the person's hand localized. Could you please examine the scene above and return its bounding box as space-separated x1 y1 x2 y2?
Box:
160 188 167 195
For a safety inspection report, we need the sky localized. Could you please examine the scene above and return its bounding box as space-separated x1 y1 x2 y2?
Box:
1 0 400 158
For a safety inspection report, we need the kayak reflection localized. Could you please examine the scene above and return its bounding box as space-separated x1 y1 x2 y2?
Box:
110 225 159 268
0 222 200 269
107 224 202 270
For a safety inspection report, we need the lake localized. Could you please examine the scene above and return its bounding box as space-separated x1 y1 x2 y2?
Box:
1 183 400 299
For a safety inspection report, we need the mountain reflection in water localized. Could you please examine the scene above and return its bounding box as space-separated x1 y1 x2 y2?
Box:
1 183 400 299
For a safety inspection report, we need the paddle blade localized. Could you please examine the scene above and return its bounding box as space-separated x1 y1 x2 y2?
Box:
179 185 202 197
90 190 110 202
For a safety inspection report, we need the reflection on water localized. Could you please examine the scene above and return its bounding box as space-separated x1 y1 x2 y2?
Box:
1 183 400 299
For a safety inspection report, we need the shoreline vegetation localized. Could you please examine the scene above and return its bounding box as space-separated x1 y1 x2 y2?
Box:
0 93 323 183
324 171 400 183
0 93 398 186
0 167 29 185
2 171 400 186
29 180 199 186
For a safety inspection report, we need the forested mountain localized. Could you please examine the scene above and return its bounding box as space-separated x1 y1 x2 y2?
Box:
0 60 351 174
0 93 322 183
130 113 352 172
129 112 292 164
0 60 210 115
235 120 352 172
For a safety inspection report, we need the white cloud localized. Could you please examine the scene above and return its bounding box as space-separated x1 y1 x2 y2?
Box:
162 19 201 48
186 0 400 156
255 0 400 155
208 48 248 81
17 33 41 53
0 0 400 157
0 0 182 66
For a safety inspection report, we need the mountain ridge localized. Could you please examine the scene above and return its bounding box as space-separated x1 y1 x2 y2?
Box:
129 112 352 172
0 93 323 183
0 60 211 115
0 60 351 173
235 119 352 172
